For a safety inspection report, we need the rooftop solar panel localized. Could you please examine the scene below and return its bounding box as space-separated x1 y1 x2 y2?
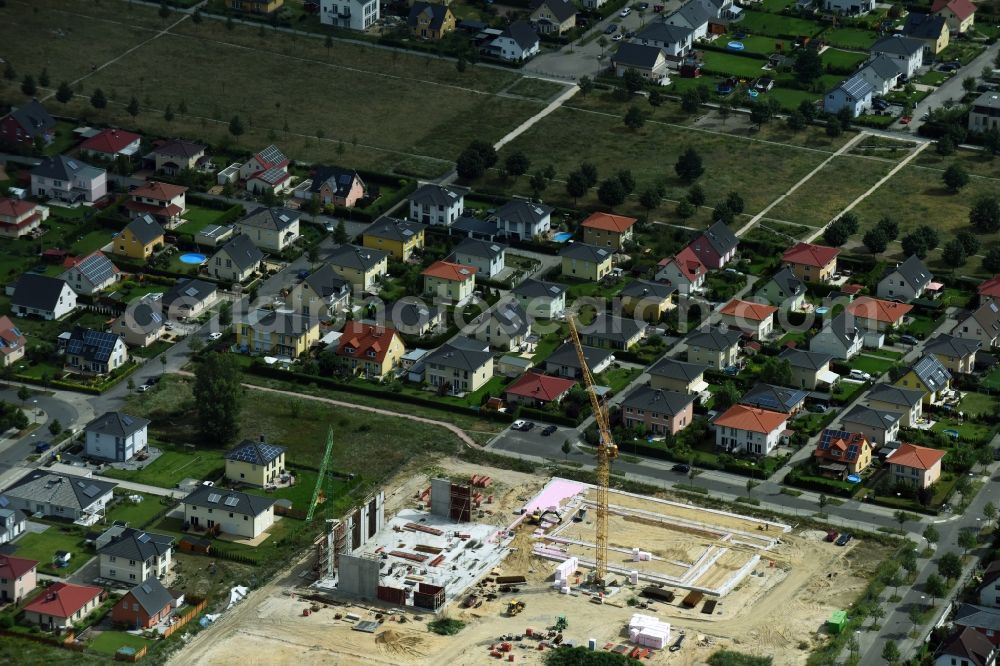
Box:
224 496 239 507
207 492 222 503
83 485 101 498
137 532 150 543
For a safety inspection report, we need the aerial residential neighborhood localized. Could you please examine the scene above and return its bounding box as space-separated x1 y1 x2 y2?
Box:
1 0 1000 664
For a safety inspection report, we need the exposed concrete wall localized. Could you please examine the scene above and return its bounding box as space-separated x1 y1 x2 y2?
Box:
430 478 451 519
338 554 380 599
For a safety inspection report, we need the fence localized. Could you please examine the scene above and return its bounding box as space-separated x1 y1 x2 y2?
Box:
161 597 208 639
0 628 86 652
114 645 148 662
275 504 308 520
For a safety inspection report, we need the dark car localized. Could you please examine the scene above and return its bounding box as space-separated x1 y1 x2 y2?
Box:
605 23 619 34
899 334 919 345
636 1 649 8
625 30 636 38
835 533 853 546
523 421 536 431
872 99 889 111
541 425 558 436
669 633 685 652
671 463 690 474
34 441 52 454
809 403 828 414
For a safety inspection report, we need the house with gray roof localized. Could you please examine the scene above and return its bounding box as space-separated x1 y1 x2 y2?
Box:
823 0 874 16
469 300 531 351
740 383 808 414
620 386 696 436
810 312 864 360
902 12 949 56
559 242 613 281
687 221 739 269
211 233 264 283
182 486 276 539
290 264 351 316
98 527 174 585
59 251 121 295
611 43 671 85
858 54 904 96
824 73 874 116
756 267 806 309
374 298 443 337
513 279 566 319
233 207 301 252
85 412 150 462
841 405 902 445
649 357 709 394
953 603 1000 637
0 99 55 148
2 470 116 524
687 327 742 369
489 21 540 62
450 215 501 241
409 184 465 226
451 238 506 278
581 313 646 350
496 200 552 240
954 301 1000 349
896 354 952 404
865 383 924 427
634 21 693 58
30 155 107 203
529 0 576 35
225 436 287 487
0 505 27 545
664 0 714 39
878 255 933 301
423 340 494 394
327 243 389 290
10 273 77 320
112 577 175 629
63 326 128 376
924 334 980 374
969 91 1000 133
870 34 925 77
545 342 613 378
779 347 838 389
162 278 218 320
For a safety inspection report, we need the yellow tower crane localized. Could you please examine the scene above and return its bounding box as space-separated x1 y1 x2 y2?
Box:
567 314 618 588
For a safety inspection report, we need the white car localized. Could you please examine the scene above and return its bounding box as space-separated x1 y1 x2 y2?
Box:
620 7 631 16
612 33 623 41
512 420 527 431
848 369 872 381
208 332 223 341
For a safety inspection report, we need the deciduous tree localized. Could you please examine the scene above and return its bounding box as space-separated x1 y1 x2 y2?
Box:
193 353 243 445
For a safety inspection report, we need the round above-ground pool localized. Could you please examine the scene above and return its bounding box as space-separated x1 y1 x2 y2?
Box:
815 306 829 316
728 41 745 50
748 89 759 98
179 252 207 265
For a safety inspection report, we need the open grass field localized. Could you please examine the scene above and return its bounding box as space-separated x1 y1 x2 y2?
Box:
505 77 570 101
738 10 824 38
701 50 770 77
822 27 879 50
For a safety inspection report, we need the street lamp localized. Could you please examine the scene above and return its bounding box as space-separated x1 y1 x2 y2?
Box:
32 399 38 424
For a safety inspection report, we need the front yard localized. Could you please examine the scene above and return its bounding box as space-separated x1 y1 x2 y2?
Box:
848 354 896 376
101 445 226 490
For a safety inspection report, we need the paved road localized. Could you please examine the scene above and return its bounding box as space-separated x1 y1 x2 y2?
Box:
908 39 1000 133
0 387 90 481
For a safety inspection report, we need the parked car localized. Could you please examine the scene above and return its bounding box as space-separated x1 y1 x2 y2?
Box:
34 441 51 454
620 7 631 16
146 376 161 385
136 384 151 393
872 98 889 111
899 115 912 125
835 533 853 546
523 421 536 431
848 369 871 381
809 403 828 414
671 463 690 474
512 420 527 431
605 23 619 34
612 33 623 41
208 332 223 341
541 425 558 436
899 334 919 345
635 1 649 9
825 530 839 542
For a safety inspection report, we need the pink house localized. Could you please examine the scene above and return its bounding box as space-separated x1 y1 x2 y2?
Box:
310 166 366 208
0 555 38 603
620 386 695 436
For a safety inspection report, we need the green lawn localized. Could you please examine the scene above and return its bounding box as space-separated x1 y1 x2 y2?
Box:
821 48 868 72
101 446 226 489
594 365 641 393
700 50 770 77
88 631 151 656
104 492 172 528
917 70 952 86
822 28 878 50
958 392 997 418
848 355 896 376
901 314 944 338
738 10 824 38
765 86 823 112
11 529 88 575
931 419 994 442
723 34 785 56
70 229 112 256
176 205 226 235
983 367 1000 391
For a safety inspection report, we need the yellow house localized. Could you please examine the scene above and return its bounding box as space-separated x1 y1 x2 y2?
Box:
904 13 950 54
225 436 286 487
335 321 406 379
362 217 427 261
237 309 320 359
580 212 637 251
894 354 952 404
228 0 284 14
620 279 675 322
328 244 388 291
408 2 456 40
422 260 477 305
559 242 612 282
114 215 164 261
814 430 872 476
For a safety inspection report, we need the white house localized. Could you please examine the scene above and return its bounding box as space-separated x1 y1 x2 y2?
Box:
450 238 506 279
97 527 173 585
30 155 107 203
664 1 713 41
656 248 706 295
634 21 693 59
496 200 551 240
810 313 864 360
409 184 464 226
84 412 150 462
512 279 566 319
823 0 875 15
182 486 276 539
713 404 788 456
824 74 873 117
10 274 77 320
870 34 925 78
858 55 903 96
2 470 116 524
319 0 379 31
59 251 121 295
489 21 539 62
877 255 933 302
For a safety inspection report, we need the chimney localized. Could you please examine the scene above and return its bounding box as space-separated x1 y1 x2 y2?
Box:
259 434 266 444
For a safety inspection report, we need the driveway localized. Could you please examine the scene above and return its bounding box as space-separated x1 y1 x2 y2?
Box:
907 39 1000 133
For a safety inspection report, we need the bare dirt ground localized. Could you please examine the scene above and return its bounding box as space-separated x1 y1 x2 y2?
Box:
170 460 889 666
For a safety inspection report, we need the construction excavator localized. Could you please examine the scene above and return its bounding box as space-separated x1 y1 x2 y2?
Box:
506 599 526 616
527 508 562 526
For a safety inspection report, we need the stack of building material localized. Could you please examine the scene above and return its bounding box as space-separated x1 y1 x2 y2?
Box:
553 557 579 590
628 614 671 649
631 548 652 562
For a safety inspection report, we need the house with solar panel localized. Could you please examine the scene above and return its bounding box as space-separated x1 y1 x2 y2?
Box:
362 216 427 261
513 279 566 320
225 435 287 487
233 206 301 252
62 326 129 376
30 155 108 203
739 383 808 415
304 165 366 208
823 73 873 117
895 354 953 405
84 411 150 462
97 527 173 584
182 486 276 539
239 145 292 195
813 429 873 477
112 577 176 630
59 251 121 295
211 233 265 284
125 181 188 229
112 295 166 348
1 470 116 524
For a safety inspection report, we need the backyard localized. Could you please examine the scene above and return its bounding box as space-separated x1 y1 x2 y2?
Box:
11 528 88 575
104 492 174 528
88 631 152 657
100 445 226 489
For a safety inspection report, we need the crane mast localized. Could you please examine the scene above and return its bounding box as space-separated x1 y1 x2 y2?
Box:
567 315 618 587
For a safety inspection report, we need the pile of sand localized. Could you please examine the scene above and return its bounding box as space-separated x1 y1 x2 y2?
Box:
375 629 425 657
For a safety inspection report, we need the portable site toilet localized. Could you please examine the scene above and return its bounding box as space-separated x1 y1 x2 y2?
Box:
827 610 848 634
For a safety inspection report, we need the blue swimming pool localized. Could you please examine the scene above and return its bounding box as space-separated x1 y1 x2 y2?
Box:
553 232 574 243
179 253 207 265
815 306 829 316
728 41 745 51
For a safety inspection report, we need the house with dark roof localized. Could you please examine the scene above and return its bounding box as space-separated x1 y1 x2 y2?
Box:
740 383 808 415
824 73 874 117
147 139 209 175
954 604 1000 646
620 280 676 322
932 0 976 34
687 221 738 269
362 216 427 261
328 244 389 291
656 247 706 295
0 99 55 148
3 470 116 524
423 340 494 394
634 21 693 59
782 242 841 283
865 383 924 427
23 582 102 630
496 200 552 240
756 267 806 310
366 297 443 338
114 214 165 260
545 342 614 379
0 316 26 368
649 357 709 394
581 313 646 351
162 278 218 320
979 561 1000 609
211 233 265 283
308 165 366 208
810 312 864 360
289 264 351 316
225 435 287 487
489 21 540 62
895 354 952 404
621 386 695 436
59 251 121 295
813 429 872 476
779 348 838 390
954 301 1000 349
858 54 904 96
934 626 997 666
112 577 176 629
233 207 301 252
529 0 576 34
113 295 166 348
451 215 501 241
687 327 742 369
84 412 150 462
888 442 946 488
513 279 566 319
924 334 980 374
878 255 933 301
335 321 405 379
125 180 188 229
239 145 292 195
409 1 456 40
409 183 465 226
560 242 613 282
971 91 1000 134
63 326 128 376
0 554 37 603
840 405 902 445
822 0 874 16
97 527 173 584
80 128 142 160
31 155 107 203
10 273 77 321
664 0 714 39
469 300 531 351
182 485 276 539
870 34 925 78
505 371 577 407
451 237 506 278
902 12 950 55
611 43 671 85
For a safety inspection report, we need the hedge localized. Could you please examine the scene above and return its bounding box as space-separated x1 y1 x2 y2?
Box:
783 468 856 497
514 406 579 427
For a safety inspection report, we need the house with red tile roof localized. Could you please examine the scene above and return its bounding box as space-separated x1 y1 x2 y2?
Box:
23 582 103 630
656 247 706 294
813 429 872 476
79 128 142 160
713 404 788 456
0 555 38 603
932 0 975 33
0 315 27 367
239 145 292 195
719 299 778 338
846 296 913 332
334 321 405 379
422 260 477 305
887 442 945 489
933 626 997 666
125 181 188 229
580 212 637 250
782 242 840 283
979 277 1000 307
505 371 577 407
0 197 47 238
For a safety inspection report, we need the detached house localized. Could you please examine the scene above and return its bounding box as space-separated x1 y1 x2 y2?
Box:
328 244 388 291
451 238 505 279
423 341 494 395
513 279 566 319
409 184 464 226
841 405 901 446
810 312 864 360
496 200 551 240
114 214 164 260
656 248 706 295
859 55 904 97
489 21 540 62
545 342 614 379
423 260 477 305
0 555 37 603
112 577 175 630
60 251 121 295
823 0 874 16
581 212 638 250
739 383 808 415
334 321 405 379
954 605 1000 648
227 0 284 14
225 436 287 487
79 128 142 160
814 429 873 476
649 357 709 394
125 181 187 229
634 22 693 61
687 328 742 370
560 243 612 282
954 302 1000 348
240 145 291 195
877 255 932 301
779 348 838 390
664 0 713 40
0 316 26 367
23 582 102 631
933 627 997 666
621 387 695 437
469 300 531 351
289 264 351 316
719 299 777 339
581 313 645 351
182 486 276 540
0 197 47 238
505 371 577 407
870 35 925 78
113 295 165 348
409 2 456 40
0 99 55 148
3 470 116 523
866 383 924 427
688 221 738 269
84 411 150 462
611 43 671 86
782 242 840 283
382 299 443 337
529 0 576 35
620 280 676 322
902 12 950 55
31 155 107 203
10 274 77 320
924 334 980 374
970 92 1000 133
64 327 128 375
147 139 209 175
211 233 264 284
847 297 912 333
895 354 952 404
308 166 366 208
320 0 380 31
0 505 27 547
824 74 873 117
162 278 218 320
756 268 806 310
237 308 320 358
714 404 788 456
888 442 945 488
363 217 426 261
98 527 173 585
979 277 1000 307
979 564 1000 608
932 0 976 33
233 207 301 253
